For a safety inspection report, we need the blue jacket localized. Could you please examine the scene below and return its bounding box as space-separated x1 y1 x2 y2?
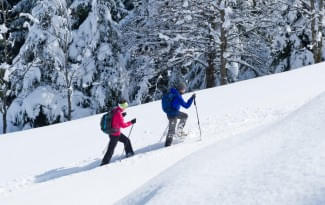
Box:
167 88 194 117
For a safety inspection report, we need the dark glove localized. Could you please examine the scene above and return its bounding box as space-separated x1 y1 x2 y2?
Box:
131 118 136 124
191 93 196 99
122 112 127 117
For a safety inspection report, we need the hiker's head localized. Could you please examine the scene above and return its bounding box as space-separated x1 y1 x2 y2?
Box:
176 82 186 94
118 99 128 110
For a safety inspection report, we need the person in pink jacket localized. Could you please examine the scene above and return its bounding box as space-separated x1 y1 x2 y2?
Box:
100 99 136 166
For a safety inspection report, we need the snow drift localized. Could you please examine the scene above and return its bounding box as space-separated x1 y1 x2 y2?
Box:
117 92 325 205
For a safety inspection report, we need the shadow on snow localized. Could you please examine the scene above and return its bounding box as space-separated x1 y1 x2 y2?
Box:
34 142 165 183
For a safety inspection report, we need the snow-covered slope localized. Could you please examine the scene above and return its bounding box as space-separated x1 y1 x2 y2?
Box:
1 63 325 204
118 89 325 205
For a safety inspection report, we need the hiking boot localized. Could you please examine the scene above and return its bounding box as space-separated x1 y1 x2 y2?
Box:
126 152 134 158
100 161 108 166
165 136 173 147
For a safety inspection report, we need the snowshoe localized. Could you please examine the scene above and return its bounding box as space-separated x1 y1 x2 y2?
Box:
176 130 188 139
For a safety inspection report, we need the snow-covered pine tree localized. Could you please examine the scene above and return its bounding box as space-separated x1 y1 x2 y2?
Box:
94 0 130 109
227 0 273 80
1 0 324 133
304 0 323 63
271 0 324 72
49 0 75 121
123 0 270 90
120 0 169 103
69 0 131 112
0 0 10 133
5 0 72 130
0 0 36 133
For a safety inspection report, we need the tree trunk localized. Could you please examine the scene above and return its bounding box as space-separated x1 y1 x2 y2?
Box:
206 50 216 88
1 1 9 66
64 32 72 121
310 0 319 63
3 103 7 134
205 4 217 88
316 0 323 63
67 87 72 121
3 112 7 134
64 60 72 121
220 8 228 85
1 1 8 134
252 0 256 8
63 10 73 121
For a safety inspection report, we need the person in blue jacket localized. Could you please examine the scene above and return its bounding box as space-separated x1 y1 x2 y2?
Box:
162 82 196 147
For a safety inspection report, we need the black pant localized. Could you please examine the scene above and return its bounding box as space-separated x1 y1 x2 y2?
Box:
165 112 188 147
101 133 134 165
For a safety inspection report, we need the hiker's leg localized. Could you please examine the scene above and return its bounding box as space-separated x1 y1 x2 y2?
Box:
119 133 134 155
177 111 188 132
165 117 177 147
100 135 119 165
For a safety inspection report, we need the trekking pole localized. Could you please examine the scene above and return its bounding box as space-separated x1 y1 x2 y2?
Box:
102 144 108 155
121 124 134 157
128 124 135 138
159 125 169 143
194 98 202 140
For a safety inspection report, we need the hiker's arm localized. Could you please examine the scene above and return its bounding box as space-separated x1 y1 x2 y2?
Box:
118 113 132 128
181 96 194 109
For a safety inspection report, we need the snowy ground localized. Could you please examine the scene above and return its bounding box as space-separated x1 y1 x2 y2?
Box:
118 91 325 205
1 63 325 204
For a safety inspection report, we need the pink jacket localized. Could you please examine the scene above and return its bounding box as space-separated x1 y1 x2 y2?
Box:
111 107 132 136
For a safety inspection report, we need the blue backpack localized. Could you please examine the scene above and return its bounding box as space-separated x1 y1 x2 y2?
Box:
162 92 175 113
